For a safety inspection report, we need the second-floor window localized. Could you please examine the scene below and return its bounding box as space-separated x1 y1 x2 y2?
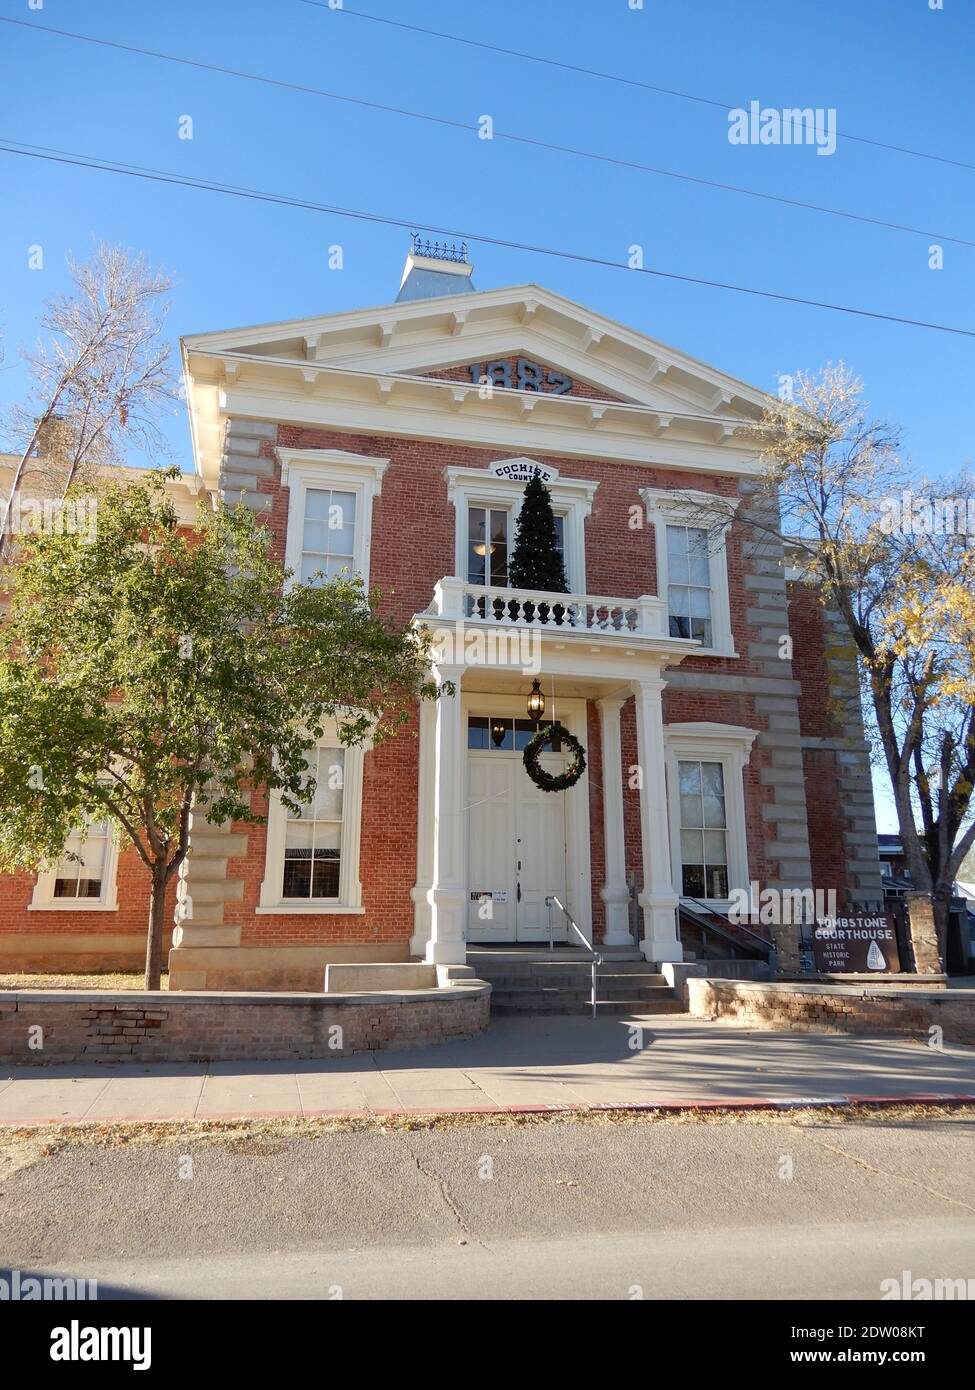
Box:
666 524 713 645
301 488 357 585
467 506 565 587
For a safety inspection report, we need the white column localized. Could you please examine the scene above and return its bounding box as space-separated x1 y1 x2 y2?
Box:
596 695 632 946
409 694 436 958
424 663 468 965
631 678 682 964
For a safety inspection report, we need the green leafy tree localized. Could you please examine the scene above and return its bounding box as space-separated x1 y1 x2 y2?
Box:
0 470 440 988
508 472 569 593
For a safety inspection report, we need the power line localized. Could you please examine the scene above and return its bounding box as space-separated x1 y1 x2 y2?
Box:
3 16 971 250
3 137 973 340
298 0 975 175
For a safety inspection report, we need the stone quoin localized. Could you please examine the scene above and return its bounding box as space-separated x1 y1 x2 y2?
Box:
0 241 884 987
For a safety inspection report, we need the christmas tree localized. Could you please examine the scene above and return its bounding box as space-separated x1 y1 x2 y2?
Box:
508 471 569 593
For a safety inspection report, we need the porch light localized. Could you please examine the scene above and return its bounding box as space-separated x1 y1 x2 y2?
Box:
491 720 507 747
527 679 545 722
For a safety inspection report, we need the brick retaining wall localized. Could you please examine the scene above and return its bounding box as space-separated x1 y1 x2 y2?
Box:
0 983 491 1064
687 977 975 1046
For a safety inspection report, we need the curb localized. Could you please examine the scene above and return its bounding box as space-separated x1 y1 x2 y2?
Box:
4 1092 975 1128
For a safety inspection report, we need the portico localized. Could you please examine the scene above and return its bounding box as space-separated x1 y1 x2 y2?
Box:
411 576 695 966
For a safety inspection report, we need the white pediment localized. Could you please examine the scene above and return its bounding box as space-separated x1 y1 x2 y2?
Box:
181 283 772 418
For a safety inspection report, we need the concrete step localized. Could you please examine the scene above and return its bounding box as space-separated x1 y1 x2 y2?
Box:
489 986 683 1016
483 977 671 997
474 971 668 989
491 996 685 1017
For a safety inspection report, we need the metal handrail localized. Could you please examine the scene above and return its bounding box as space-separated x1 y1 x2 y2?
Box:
680 896 774 953
546 894 602 1020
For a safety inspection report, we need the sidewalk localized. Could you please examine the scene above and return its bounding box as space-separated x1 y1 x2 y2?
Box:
2 1015 975 1125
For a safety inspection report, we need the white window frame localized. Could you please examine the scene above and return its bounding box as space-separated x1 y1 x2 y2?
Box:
278 448 388 588
30 818 120 912
257 725 368 914
446 461 598 594
664 722 757 911
640 487 739 657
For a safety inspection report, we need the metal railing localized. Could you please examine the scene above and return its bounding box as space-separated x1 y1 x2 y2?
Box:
546 894 602 1020
680 895 775 958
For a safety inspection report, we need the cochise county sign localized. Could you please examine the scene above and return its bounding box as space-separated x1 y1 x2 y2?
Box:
467 358 573 394
812 913 901 974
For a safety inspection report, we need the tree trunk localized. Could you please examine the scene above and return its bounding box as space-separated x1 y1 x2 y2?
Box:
931 889 951 975
144 861 169 990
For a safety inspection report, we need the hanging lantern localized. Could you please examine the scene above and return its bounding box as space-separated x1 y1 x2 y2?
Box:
491 720 507 747
526 678 545 722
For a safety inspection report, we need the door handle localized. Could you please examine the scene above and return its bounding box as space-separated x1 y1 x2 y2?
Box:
516 882 522 903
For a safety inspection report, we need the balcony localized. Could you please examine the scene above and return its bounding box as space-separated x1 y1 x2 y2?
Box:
424 576 669 639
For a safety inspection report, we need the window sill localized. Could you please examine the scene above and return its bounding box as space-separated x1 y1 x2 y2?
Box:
680 897 735 914
682 646 739 660
255 904 366 915
28 902 119 913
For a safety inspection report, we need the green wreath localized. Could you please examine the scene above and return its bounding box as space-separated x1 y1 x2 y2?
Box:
523 722 586 793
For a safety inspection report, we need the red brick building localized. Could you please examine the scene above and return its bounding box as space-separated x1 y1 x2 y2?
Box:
0 244 882 987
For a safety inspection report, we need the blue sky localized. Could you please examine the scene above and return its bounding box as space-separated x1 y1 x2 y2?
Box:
2 0 973 830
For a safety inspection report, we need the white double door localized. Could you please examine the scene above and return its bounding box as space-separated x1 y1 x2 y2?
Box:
467 749 568 942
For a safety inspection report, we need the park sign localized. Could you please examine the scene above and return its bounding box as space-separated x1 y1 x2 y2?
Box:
812 913 901 974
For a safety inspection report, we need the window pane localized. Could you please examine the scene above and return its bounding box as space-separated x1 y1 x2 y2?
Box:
686 527 711 585
300 556 325 585
311 849 341 899
680 829 704 864
690 616 713 646
682 864 706 897
706 864 729 898
678 761 702 795
689 587 712 619
489 511 508 586
666 525 689 584
553 515 565 556
302 518 329 553
330 491 356 531
468 716 489 749
514 719 537 750
468 544 486 586
489 717 513 749
703 830 728 866
305 488 332 521
312 749 344 819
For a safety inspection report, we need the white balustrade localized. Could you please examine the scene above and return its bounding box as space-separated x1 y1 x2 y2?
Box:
430 576 665 638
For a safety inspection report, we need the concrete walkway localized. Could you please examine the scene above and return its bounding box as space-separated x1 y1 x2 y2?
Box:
3 1015 975 1125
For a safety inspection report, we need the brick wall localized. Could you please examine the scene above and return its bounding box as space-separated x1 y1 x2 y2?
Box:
0 983 490 1064
687 977 975 1046
3 413 867 968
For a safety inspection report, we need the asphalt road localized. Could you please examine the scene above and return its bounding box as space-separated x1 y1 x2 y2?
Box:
3 1114 975 1299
